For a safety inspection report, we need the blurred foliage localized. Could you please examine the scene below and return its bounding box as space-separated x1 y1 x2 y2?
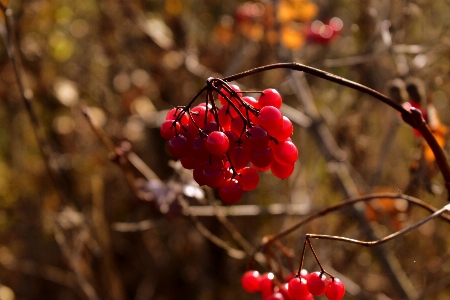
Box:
0 0 449 299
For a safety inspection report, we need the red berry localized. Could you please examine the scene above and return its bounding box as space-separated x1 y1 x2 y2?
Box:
259 272 275 297
250 146 274 169
251 163 271 172
193 168 208 186
191 105 213 127
167 135 189 158
203 121 218 134
271 116 293 142
325 278 345 300
258 88 282 109
230 117 245 135
228 146 250 170
270 160 295 179
218 106 232 129
242 95 259 109
307 272 329 296
278 283 292 300
166 108 190 124
257 106 283 132
242 126 270 150
160 120 180 140
241 270 261 293
180 155 196 169
219 179 243 204
191 137 209 157
273 141 298 165
205 131 230 155
237 167 259 191
288 277 310 300
203 165 226 188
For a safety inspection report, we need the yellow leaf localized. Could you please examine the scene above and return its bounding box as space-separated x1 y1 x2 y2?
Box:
280 23 305 49
278 0 318 23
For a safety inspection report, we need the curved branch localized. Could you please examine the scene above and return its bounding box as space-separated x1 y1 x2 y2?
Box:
260 193 450 250
223 62 450 199
307 203 450 247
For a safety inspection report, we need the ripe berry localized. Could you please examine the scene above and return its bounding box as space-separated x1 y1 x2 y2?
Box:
166 108 190 124
205 131 230 155
228 146 250 170
202 165 226 188
258 88 282 109
180 155 196 169
241 270 261 293
250 146 274 169
219 179 243 204
270 160 295 179
288 277 310 300
278 283 292 300
259 272 275 297
307 272 329 296
230 117 245 135
271 116 293 142
193 168 208 186
273 141 298 165
242 126 270 150
257 106 283 132
167 135 189 158
325 278 345 300
242 95 259 109
237 167 259 191
160 120 180 140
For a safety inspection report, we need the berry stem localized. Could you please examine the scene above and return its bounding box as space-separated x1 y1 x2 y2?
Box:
256 193 450 257
306 203 450 247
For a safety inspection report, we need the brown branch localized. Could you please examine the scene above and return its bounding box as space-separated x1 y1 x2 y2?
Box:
261 193 450 249
222 62 450 197
306 203 450 246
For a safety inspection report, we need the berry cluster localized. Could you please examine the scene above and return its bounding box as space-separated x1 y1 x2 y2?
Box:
306 17 343 44
241 270 345 300
160 82 298 204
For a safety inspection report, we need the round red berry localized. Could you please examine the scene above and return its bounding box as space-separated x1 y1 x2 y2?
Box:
167 135 189 158
257 106 283 132
325 278 345 300
288 277 310 300
219 179 243 204
241 270 261 293
205 131 230 155
273 141 298 165
270 160 295 179
237 167 259 191
307 272 329 296
258 88 282 109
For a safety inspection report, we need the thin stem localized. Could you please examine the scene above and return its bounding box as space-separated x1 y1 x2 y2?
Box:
258 193 450 252
306 239 332 278
307 203 450 247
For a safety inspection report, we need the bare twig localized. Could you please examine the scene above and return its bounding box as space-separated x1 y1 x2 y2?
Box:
305 203 450 246
221 62 450 195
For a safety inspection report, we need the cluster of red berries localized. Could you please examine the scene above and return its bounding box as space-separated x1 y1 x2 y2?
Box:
160 84 298 204
306 17 343 44
241 270 345 300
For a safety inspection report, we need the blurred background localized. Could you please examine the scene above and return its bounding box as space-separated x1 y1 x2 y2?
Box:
0 0 449 299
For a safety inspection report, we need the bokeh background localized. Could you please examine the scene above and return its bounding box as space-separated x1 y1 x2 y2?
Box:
0 0 449 299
